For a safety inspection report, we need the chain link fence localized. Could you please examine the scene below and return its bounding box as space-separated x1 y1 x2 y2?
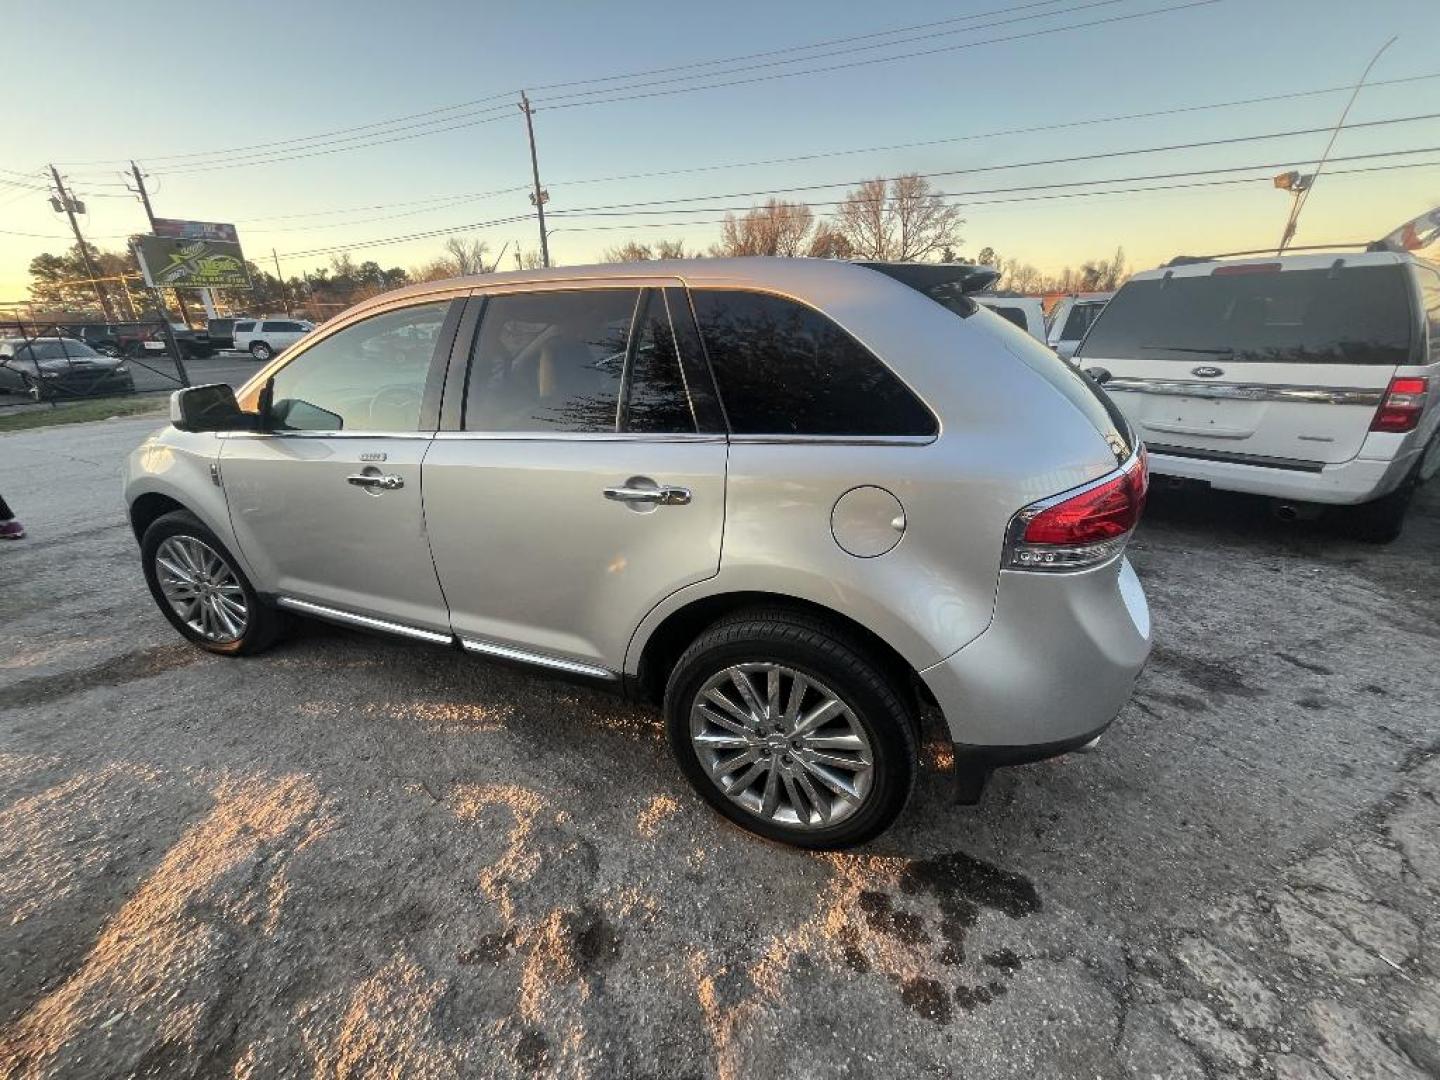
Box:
0 320 193 410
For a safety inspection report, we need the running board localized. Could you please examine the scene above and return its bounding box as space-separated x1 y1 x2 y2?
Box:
459 637 616 681
276 597 618 681
276 597 454 645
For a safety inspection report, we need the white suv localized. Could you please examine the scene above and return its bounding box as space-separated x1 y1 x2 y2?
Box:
1076 251 1439 541
232 318 313 361
1047 292 1113 360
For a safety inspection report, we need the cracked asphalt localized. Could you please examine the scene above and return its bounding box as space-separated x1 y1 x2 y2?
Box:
1 415 1438 1079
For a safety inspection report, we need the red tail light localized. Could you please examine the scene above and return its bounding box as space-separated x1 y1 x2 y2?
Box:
1005 451 1148 571
1370 376 1428 433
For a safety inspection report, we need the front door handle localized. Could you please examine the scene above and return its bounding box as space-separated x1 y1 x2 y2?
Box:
347 472 404 491
603 483 691 506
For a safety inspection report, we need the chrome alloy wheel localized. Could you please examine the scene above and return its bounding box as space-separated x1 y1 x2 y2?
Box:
154 536 249 643
689 663 875 829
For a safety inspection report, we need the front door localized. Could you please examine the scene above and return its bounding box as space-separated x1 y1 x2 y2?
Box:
221 299 459 634
423 285 727 674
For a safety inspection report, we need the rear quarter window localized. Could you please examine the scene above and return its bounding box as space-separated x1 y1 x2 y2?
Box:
1079 264 1414 365
689 290 936 437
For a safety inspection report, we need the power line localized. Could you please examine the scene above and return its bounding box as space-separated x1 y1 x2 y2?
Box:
532 0 1224 112
44 0 1079 170
532 0 1130 108
199 69 1440 236
546 147 1440 218
271 148 1437 259
542 110 1440 212
551 70 1440 188
47 0 1220 178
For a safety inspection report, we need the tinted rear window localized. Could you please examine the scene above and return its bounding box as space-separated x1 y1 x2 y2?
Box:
690 290 936 437
987 306 1028 331
1079 265 1414 365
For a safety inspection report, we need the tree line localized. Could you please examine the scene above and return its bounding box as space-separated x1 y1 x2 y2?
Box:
15 173 1128 324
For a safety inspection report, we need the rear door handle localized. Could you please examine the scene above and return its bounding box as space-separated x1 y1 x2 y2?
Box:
347 473 404 490
603 484 691 506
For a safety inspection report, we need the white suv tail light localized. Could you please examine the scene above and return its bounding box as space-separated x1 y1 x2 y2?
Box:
1370 376 1429 434
1004 451 1148 572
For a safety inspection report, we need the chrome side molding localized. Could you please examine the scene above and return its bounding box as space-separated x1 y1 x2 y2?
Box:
276 597 454 644
1103 378 1384 406
459 637 616 680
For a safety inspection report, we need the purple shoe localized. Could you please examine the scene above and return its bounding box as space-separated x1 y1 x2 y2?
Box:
0 520 24 540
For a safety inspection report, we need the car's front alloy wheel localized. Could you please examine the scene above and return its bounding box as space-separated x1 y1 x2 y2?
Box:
154 535 250 643
141 509 283 655
689 663 874 830
250 342 272 361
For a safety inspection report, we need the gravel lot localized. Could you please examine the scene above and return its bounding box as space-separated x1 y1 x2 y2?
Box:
1 416 1437 1079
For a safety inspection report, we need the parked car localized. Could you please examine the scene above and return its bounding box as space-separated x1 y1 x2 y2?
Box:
232 318 313 360
125 258 1150 848
974 296 1047 341
1047 292 1113 360
1076 250 1440 541
60 322 124 356
114 322 216 362
0 337 134 400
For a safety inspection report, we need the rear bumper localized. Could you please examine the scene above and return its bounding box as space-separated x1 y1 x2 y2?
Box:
1147 445 1416 505
921 554 1150 758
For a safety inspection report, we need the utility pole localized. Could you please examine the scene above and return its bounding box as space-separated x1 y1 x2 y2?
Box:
49 165 115 321
519 92 551 268
127 161 196 325
1277 36 1397 253
272 248 291 316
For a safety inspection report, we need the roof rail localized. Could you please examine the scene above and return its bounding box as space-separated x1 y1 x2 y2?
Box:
1164 242 1372 267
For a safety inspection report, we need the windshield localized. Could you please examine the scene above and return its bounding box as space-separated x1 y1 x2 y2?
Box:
21 340 101 360
1079 264 1414 365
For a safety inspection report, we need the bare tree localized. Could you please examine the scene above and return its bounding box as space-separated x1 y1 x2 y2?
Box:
443 237 492 275
806 222 853 259
835 175 963 261
602 241 657 262
712 199 815 257
600 238 691 262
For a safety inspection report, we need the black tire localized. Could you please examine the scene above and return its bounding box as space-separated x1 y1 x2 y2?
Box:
1335 482 1414 544
250 341 273 361
140 509 283 656
664 607 918 849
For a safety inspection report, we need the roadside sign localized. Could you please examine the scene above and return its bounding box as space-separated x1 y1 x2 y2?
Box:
151 218 239 243
134 235 250 289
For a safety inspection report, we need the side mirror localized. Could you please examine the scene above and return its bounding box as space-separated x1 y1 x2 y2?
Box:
170 383 254 432
1083 366 1112 386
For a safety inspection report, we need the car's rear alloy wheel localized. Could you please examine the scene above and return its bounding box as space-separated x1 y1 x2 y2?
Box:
666 609 917 848
154 535 249 643
690 663 874 830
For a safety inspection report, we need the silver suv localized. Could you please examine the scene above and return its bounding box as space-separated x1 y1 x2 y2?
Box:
125 258 1151 848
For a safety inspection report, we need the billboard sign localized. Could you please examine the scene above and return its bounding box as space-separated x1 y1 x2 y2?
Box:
151 218 239 243
134 235 250 289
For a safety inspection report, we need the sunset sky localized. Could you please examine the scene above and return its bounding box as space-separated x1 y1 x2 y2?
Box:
2 0 1437 304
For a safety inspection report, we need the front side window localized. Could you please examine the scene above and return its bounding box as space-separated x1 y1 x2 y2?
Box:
234 321 255 333
689 290 936 436
465 289 636 433
267 301 450 432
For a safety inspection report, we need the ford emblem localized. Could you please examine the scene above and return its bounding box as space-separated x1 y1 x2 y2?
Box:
1191 365 1225 378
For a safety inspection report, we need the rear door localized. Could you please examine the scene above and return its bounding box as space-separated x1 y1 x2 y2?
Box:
423 283 727 675
1078 259 1416 466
